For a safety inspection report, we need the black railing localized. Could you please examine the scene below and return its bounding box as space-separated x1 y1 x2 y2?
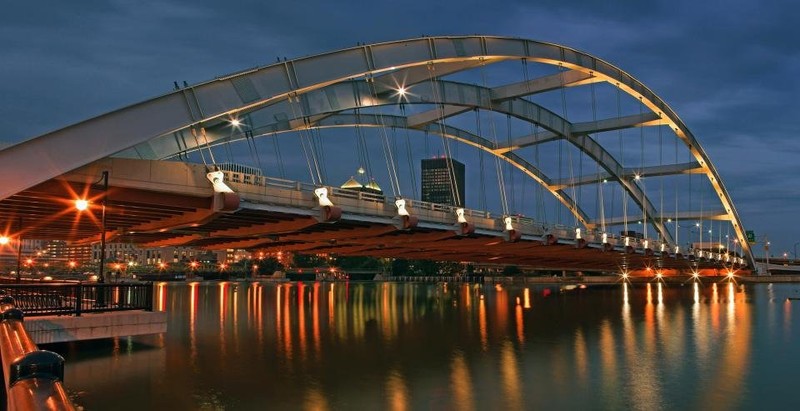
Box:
0 293 75 410
0 283 153 317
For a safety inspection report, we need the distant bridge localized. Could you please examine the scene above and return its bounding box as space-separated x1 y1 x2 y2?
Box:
0 35 752 275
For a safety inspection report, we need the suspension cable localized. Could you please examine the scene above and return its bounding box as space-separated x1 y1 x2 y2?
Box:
506 115 516 214
286 93 322 184
674 134 679 248
591 79 606 234
400 105 419 197
559 64 579 227
366 75 402 197
478 60 509 215
312 127 328 183
616 86 627 236
638 97 647 239
272 132 286 179
427 63 463 206
521 59 543 221
190 128 209 167
658 117 664 244
475 109 488 210
200 128 217 165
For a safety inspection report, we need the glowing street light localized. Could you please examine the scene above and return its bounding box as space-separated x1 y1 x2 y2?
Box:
75 171 109 283
75 199 89 211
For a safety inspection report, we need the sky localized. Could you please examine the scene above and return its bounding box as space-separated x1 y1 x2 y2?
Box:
1 0 799 257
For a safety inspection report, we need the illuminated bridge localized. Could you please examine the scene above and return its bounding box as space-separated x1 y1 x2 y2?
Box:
0 35 753 276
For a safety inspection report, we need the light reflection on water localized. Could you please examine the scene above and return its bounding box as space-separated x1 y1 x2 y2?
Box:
51 281 800 410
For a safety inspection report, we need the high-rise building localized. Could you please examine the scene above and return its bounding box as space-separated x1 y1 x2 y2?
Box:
421 157 465 206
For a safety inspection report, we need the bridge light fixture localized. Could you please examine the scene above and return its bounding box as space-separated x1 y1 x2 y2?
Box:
397 87 407 96
692 271 699 279
230 118 242 127
634 174 641 181
0 236 8 245
656 272 663 279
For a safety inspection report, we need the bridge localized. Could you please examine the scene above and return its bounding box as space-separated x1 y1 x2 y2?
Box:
0 35 753 276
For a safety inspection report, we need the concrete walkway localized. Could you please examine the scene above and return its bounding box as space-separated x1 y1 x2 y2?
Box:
23 311 166 344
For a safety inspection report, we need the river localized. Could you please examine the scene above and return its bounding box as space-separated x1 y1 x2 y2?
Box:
48 280 800 410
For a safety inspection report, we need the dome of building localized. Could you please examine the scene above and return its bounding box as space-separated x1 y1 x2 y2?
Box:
365 179 382 192
340 176 363 190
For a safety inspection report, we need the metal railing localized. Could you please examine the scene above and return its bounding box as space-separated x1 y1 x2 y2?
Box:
0 283 153 317
0 293 75 410
220 171 748 264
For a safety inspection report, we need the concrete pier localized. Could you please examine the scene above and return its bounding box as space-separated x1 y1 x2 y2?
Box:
23 311 167 344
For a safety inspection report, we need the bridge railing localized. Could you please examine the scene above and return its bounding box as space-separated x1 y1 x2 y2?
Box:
0 283 153 317
223 170 681 253
0 293 75 410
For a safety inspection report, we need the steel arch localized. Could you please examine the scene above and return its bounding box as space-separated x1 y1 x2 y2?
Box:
0 35 752 264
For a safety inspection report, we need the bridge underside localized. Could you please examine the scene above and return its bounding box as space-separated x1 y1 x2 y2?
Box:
0 159 745 276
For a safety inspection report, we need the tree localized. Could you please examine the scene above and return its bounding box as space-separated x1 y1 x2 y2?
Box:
256 257 283 276
337 256 382 271
293 253 325 268
391 258 410 276
502 265 522 276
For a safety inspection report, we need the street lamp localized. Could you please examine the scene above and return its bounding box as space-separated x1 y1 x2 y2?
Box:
75 171 109 283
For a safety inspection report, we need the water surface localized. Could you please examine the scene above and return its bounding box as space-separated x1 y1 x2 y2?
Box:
50 281 800 410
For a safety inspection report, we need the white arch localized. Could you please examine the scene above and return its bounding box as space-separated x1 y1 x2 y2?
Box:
0 35 752 264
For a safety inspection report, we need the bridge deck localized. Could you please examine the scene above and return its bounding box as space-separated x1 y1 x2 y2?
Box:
0 158 745 274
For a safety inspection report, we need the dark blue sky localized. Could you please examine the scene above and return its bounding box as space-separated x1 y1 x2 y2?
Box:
1 0 798 257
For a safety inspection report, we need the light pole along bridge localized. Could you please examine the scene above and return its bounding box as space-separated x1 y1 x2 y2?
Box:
0 35 752 276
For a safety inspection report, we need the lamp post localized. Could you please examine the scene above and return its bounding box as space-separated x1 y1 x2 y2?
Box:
15 233 22 283
98 171 108 283
76 171 108 283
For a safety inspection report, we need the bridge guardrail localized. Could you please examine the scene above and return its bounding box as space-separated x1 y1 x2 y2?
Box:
223 170 730 259
0 293 75 410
